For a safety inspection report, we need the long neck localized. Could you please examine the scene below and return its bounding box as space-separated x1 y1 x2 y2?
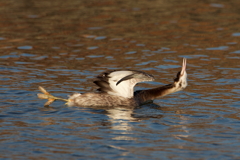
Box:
134 83 177 104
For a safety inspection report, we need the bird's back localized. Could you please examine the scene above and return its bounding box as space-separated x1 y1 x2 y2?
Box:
67 92 137 107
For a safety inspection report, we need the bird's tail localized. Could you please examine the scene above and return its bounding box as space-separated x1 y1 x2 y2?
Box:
37 86 68 106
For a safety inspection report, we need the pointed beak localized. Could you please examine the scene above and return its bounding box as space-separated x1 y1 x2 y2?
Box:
180 58 187 76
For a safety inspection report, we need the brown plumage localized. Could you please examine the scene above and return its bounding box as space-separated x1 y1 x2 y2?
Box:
38 58 187 107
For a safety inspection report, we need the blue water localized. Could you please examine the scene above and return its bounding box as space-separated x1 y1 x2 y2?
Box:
0 0 240 159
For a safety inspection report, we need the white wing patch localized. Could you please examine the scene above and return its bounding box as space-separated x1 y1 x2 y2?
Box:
107 71 137 98
94 70 154 98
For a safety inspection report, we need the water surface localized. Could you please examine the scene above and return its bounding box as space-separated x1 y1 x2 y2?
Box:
0 0 240 159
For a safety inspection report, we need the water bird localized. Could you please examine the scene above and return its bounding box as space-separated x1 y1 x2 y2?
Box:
38 58 187 107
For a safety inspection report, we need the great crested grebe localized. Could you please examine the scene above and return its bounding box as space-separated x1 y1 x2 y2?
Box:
38 58 187 107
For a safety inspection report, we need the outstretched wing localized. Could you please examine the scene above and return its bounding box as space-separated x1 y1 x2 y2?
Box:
94 70 154 98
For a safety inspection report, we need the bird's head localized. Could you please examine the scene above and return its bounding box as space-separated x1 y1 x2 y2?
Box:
173 58 187 91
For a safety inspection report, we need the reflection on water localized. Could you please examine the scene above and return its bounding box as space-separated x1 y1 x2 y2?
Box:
107 108 137 141
1 0 240 159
